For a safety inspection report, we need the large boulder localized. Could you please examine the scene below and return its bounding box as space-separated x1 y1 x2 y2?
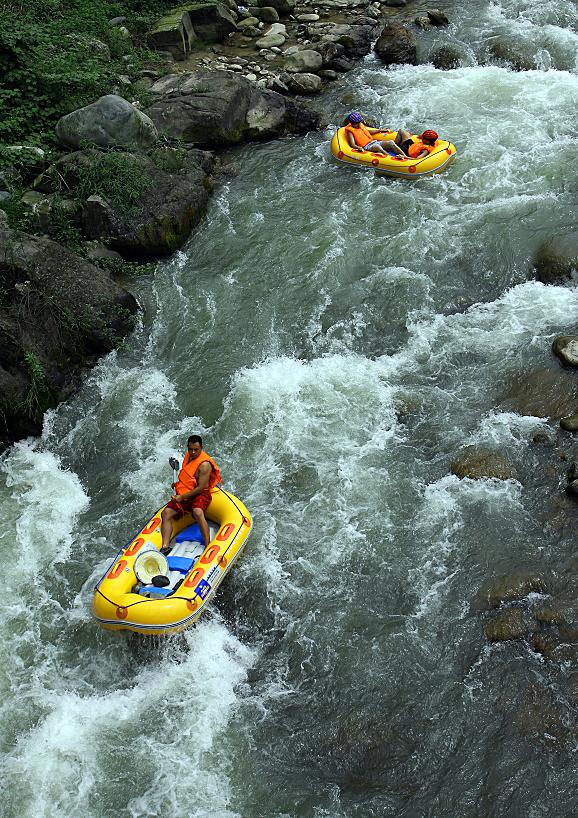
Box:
0 226 138 448
533 232 578 284
186 2 237 42
56 95 158 151
145 70 321 146
374 22 417 65
284 49 323 73
552 336 578 368
148 6 198 59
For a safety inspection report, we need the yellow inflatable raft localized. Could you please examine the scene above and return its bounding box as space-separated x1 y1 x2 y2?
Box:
330 128 457 178
92 487 252 636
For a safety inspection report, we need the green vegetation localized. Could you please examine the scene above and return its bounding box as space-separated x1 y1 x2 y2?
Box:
22 350 53 421
75 149 152 212
0 0 176 153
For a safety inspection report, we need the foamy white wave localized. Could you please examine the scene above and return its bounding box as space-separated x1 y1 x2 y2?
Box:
410 473 524 618
404 280 578 368
4 619 253 818
0 442 89 579
465 410 551 445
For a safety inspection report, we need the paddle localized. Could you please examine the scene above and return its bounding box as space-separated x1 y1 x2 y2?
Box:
169 456 179 485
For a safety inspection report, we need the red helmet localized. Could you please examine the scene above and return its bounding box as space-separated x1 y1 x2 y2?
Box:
421 129 438 141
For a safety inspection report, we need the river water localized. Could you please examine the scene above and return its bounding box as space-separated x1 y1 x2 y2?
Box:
2 1 578 816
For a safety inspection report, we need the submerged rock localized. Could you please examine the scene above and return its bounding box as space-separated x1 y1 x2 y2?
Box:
473 573 549 612
56 95 158 151
374 22 417 66
499 368 578 420
484 608 527 642
450 447 516 481
533 232 578 284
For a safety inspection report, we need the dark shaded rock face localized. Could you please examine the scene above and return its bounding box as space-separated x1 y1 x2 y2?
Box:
450 447 516 481
533 232 578 284
499 368 578 420
374 22 417 66
0 227 138 449
35 149 215 258
146 70 321 146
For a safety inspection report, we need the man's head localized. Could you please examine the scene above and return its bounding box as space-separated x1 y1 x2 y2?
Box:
421 129 438 144
347 111 363 126
187 434 203 458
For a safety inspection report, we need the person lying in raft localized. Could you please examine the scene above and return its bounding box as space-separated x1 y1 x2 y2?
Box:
161 434 222 549
400 129 439 159
344 111 408 157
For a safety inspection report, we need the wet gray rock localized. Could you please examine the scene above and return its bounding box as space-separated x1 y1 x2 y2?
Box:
473 573 549 612
146 70 321 146
552 335 578 368
0 225 138 448
500 368 578 420
484 609 527 642
374 22 417 66
427 8 449 26
56 95 158 151
284 49 323 73
487 35 534 71
249 6 280 21
560 414 578 433
414 16 432 31
257 0 295 13
287 72 322 93
256 31 287 47
430 44 464 70
533 232 578 283
450 447 516 481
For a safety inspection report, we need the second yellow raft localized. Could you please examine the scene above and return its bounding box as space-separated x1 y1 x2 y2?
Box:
330 127 457 178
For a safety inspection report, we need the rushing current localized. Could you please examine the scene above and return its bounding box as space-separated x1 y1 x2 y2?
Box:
2 1 578 816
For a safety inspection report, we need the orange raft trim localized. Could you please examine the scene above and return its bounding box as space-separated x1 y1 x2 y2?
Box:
92 487 252 636
330 127 457 178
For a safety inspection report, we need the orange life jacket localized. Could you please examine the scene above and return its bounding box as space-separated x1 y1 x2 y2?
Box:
176 451 222 495
408 140 437 158
345 122 375 149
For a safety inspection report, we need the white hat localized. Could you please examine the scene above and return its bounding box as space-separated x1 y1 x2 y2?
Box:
134 550 169 584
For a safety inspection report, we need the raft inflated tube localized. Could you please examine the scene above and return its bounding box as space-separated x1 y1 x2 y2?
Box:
330 128 457 178
92 487 252 636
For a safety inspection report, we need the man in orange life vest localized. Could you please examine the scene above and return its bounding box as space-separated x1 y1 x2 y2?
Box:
161 435 221 548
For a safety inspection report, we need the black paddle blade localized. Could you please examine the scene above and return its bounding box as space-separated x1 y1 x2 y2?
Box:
168 457 179 471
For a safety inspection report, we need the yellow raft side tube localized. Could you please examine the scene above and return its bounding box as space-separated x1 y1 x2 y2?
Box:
92 487 252 636
330 127 457 178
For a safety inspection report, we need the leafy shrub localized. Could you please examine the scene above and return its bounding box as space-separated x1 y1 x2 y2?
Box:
0 0 176 150
76 149 152 212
